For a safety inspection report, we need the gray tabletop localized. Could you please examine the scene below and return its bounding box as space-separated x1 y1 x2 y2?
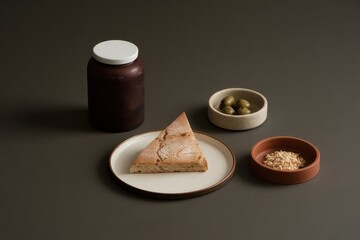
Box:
1 0 360 239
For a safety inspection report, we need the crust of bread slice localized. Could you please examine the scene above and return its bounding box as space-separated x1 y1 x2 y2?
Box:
130 112 208 173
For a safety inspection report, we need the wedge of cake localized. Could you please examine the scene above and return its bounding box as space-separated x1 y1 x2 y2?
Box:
130 112 208 173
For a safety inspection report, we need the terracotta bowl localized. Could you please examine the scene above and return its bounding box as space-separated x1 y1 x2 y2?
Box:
250 136 320 184
208 88 268 130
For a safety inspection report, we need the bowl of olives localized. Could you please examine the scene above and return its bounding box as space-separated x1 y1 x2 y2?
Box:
208 88 268 130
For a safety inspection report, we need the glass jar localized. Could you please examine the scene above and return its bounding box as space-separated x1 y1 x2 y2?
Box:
87 40 144 132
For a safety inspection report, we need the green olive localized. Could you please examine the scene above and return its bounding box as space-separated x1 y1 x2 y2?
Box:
222 96 235 107
235 99 250 109
222 106 235 115
236 107 251 115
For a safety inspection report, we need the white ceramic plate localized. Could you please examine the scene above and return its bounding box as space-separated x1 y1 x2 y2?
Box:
109 131 236 199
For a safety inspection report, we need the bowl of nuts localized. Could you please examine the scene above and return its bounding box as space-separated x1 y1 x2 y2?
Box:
250 136 320 184
208 88 268 130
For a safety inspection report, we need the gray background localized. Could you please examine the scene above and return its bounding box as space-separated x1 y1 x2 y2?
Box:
1 0 360 239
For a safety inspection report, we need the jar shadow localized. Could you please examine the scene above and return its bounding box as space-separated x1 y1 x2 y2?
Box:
6 103 94 133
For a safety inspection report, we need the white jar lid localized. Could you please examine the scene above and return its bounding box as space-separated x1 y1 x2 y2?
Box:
93 40 139 65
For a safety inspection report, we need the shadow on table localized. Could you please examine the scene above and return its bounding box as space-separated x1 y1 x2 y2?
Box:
235 153 285 187
236 154 261 184
97 151 147 200
187 106 227 134
5 104 93 133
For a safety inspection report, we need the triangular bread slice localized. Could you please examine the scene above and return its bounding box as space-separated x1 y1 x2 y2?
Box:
130 112 208 173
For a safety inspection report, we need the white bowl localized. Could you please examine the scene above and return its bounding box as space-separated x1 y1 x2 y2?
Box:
208 88 268 130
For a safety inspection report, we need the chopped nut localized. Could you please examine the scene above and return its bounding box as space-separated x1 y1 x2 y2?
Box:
263 150 306 171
